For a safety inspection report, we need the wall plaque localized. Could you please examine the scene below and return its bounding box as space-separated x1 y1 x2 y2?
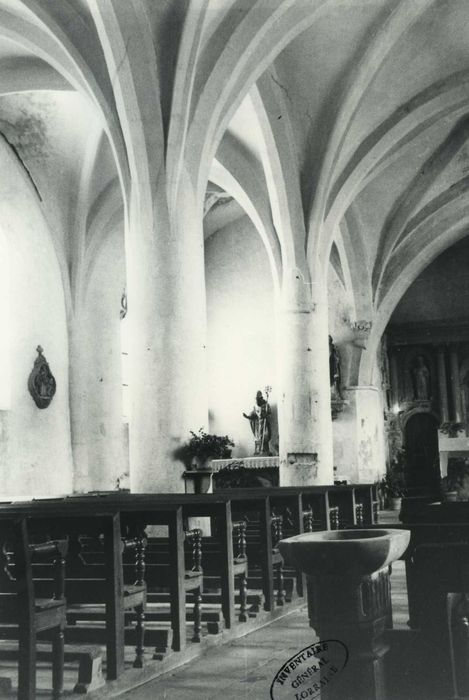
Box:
28 345 56 409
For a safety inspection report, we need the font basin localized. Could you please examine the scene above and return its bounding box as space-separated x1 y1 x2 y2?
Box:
278 528 410 577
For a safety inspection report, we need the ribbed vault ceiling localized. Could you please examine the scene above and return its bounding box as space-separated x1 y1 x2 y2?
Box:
0 0 466 346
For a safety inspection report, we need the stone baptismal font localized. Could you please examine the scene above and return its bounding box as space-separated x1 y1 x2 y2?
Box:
279 528 410 700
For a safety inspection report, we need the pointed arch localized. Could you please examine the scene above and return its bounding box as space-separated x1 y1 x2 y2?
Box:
360 190 469 384
307 0 435 265
372 115 469 298
211 133 282 292
251 72 307 280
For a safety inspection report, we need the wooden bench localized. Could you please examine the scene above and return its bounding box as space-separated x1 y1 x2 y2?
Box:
0 485 377 692
123 527 204 648
0 518 67 699
19 510 145 681
0 643 105 695
41 521 147 675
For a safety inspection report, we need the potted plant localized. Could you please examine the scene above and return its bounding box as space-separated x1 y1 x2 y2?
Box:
381 450 407 510
177 429 234 469
440 475 458 502
176 429 235 494
441 458 469 502
440 421 465 438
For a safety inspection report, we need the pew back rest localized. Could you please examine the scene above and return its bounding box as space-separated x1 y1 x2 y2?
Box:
411 542 469 633
0 518 68 616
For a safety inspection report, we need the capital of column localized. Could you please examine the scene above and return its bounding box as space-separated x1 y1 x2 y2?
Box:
349 319 372 349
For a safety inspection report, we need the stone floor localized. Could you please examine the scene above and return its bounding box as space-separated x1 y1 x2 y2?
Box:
123 608 314 700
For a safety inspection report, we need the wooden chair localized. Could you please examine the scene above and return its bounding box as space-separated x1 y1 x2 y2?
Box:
197 520 251 626
136 527 204 648
0 517 67 699
240 510 286 609
64 524 147 676
231 520 248 621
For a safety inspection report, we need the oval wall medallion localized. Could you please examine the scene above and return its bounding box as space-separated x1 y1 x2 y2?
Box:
28 345 56 409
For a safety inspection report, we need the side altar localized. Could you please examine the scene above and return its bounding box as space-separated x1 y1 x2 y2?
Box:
211 456 280 489
210 456 279 471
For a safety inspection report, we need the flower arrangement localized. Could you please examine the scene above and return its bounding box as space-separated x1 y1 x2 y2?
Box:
439 421 465 438
380 448 407 499
380 470 406 498
176 428 235 468
441 457 469 501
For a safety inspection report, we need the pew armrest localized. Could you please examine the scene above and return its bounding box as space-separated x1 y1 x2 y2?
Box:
30 539 68 600
185 528 203 573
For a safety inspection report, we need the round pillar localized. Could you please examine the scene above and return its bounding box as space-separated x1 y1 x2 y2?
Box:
126 178 209 492
278 270 333 486
70 232 127 492
335 386 385 485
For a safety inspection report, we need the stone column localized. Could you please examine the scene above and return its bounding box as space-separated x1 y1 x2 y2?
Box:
449 346 462 423
69 310 90 493
336 386 385 485
278 269 333 486
70 232 127 492
436 346 449 423
126 177 209 492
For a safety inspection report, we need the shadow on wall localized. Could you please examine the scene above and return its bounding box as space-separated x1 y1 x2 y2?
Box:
205 216 277 458
209 400 279 458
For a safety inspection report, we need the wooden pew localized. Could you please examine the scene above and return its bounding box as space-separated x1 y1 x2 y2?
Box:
55 523 147 672
0 517 67 700
177 520 250 627
399 499 469 630
372 528 469 698
215 491 281 612
65 493 238 645
125 527 204 648
216 484 375 605
0 500 147 680
0 484 376 691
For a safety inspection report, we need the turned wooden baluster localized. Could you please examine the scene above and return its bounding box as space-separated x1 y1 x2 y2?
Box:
51 540 67 602
233 520 248 622
284 507 294 530
24 537 68 698
187 528 203 642
67 533 84 578
329 506 340 530
271 512 280 547
303 506 314 533
120 525 147 669
373 500 379 524
271 513 285 606
42 540 67 696
133 527 147 668
355 503 364 526
2 539 15 584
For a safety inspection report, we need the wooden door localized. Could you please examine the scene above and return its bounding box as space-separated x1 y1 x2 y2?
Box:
404 413 439 492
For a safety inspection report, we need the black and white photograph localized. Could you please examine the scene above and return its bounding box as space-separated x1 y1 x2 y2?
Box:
0 0 467 698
